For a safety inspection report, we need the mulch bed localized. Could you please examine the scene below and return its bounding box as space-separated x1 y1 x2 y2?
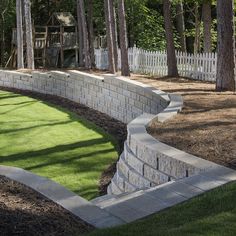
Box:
0 176 94 236
0 86 127 195
130 75 236 168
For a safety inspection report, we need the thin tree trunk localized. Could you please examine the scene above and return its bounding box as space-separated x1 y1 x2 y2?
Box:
104 0 115 73
110 0 118 71
87 0 95 68
202 0 212 53
24 0 35 69
118 0 130 76
77 0 84 67
128 2 135 47
163 0 179 77
216 0 235 91
176 1 186 52
78 0 91 69
194 3 201 54
1 14 5 66
16 0 24 69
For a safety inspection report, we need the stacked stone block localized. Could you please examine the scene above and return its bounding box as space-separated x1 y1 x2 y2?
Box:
0 69 216 196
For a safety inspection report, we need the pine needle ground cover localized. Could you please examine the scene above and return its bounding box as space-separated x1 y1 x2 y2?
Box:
0 90 118 200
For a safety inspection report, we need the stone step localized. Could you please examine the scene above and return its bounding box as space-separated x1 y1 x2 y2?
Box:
94 190 145 209
90 194 117 205
102 168 236 223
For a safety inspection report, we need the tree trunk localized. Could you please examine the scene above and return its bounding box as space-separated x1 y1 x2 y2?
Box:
202 0 212 53
109 0 118 71
104 0 115 74
16 0 24 69
78 0 91 69
24 0 35 69
194 3 201 54
87 0 95 68
216 0 235 91
77 0 84 67
163 0 179 77
176 1 186 52
128 4 135 47
118 0 130 76
0 13 5 67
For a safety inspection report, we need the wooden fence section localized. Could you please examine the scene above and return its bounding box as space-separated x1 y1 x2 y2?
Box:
95 47 218 82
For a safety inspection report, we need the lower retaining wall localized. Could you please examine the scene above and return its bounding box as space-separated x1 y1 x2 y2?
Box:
108 95 217 195
0 69 217 195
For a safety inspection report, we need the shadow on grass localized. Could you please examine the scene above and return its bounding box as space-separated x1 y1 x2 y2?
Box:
0 101 38 107
0 120 74 135
0 138 107 164
0 100 37 115
25 147 115 171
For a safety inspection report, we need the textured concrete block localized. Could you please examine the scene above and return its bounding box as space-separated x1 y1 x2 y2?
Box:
126 149 144 175
128 169 151 188
125 181 137 193
118 157 129 179
144 165 169 185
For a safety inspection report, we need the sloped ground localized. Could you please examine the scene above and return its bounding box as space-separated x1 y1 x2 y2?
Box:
130 75 236 168
0 176 93 236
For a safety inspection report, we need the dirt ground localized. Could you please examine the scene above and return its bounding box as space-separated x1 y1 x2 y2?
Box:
129 75 236 168
0 176 93 236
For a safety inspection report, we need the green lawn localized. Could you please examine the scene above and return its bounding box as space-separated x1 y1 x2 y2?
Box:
0 90 118 200
88 182 236 236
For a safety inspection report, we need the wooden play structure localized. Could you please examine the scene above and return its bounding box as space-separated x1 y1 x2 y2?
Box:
7 12 79 68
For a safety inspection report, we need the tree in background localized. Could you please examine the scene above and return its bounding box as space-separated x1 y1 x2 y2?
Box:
193 2 201 54
0 0 9 67
109 0 118 71
77 0 85 67
77 0 91 69
163 0 179 77
118 0 130 76
24 0 35 69
87 0 95 68
104 0 116 73
176 0 186 52
202 0 212 52
216 0 235 91
16 0 24 69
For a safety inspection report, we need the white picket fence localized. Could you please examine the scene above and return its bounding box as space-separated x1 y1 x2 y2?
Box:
95 47 218 82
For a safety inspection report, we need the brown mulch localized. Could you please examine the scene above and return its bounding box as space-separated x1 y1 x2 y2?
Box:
130 75 236 168
0 86 127 195
0 176 94 236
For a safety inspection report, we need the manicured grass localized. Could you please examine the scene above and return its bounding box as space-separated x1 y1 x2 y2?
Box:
88 182 236 236
0 90 118 200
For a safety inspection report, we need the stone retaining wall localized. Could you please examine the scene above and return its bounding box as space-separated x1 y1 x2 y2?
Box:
0 69 216 195
0 70 168 123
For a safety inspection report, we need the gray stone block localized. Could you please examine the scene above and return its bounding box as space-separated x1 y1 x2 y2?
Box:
128 169 151 188
144 165 169 185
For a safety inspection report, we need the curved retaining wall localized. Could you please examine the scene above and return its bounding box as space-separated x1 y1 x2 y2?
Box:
0 70 168 123
0 70 216 195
